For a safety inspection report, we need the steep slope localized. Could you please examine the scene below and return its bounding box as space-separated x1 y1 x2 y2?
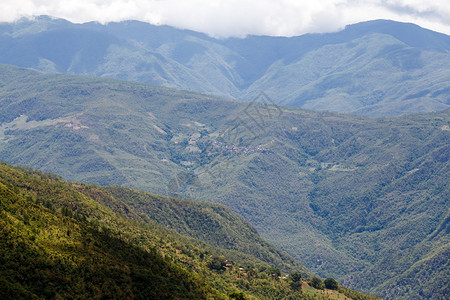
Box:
0 164 215 299
0 64 448 298
81 185 304 272
2 162 346 299
0 17 449 116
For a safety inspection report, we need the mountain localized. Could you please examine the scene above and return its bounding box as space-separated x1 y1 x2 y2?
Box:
2 162 379 299
0 16 449 117
0 64 448 299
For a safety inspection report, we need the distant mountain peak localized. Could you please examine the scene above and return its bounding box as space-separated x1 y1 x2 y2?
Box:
342 19 450 50
0 16 448 117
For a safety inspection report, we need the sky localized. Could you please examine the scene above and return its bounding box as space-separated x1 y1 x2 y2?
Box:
1 0 450 38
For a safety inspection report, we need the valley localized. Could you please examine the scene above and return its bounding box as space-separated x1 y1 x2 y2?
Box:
0 64 448 298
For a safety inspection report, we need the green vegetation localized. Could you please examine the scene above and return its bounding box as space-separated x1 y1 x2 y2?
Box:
0 64 448 299
103 185 304 272
310 277 325 290
324 278 338 290
1 162 378 299
0 166 213 299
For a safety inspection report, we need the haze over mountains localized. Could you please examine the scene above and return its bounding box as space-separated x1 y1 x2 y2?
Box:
1 16 449 117
0 64 448 299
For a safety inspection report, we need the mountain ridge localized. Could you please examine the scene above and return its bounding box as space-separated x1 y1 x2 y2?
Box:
1 17 449 117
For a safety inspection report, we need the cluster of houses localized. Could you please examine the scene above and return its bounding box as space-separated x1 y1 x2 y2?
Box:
211 140 268 155
223 262 289 279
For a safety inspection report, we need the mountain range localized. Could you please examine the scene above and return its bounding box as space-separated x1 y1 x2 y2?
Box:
0 16 449 117
0 64 448 299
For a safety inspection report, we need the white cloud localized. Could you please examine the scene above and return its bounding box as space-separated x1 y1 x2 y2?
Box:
0 0 449 37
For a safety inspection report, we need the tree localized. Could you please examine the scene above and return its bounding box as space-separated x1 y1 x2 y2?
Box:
289 272 303 291
208 256 225 271
324 277 338 290
311 277 324 289
290 272 302 282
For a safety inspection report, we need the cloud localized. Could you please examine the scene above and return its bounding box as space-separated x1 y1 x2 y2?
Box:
0 0 449 37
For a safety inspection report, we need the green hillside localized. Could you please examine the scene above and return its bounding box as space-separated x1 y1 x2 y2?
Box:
102 186 302 272
0 64 448 299
1 162 379 299
0 164 214 299
0 17 449 117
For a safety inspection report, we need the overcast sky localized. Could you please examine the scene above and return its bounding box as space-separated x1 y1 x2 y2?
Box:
1 0 449 38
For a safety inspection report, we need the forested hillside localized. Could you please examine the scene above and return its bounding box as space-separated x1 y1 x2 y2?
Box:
1 162 380 299
0 17 449 116
0 64 448 298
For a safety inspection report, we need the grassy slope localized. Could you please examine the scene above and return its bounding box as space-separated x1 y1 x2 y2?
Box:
0 64 448 298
